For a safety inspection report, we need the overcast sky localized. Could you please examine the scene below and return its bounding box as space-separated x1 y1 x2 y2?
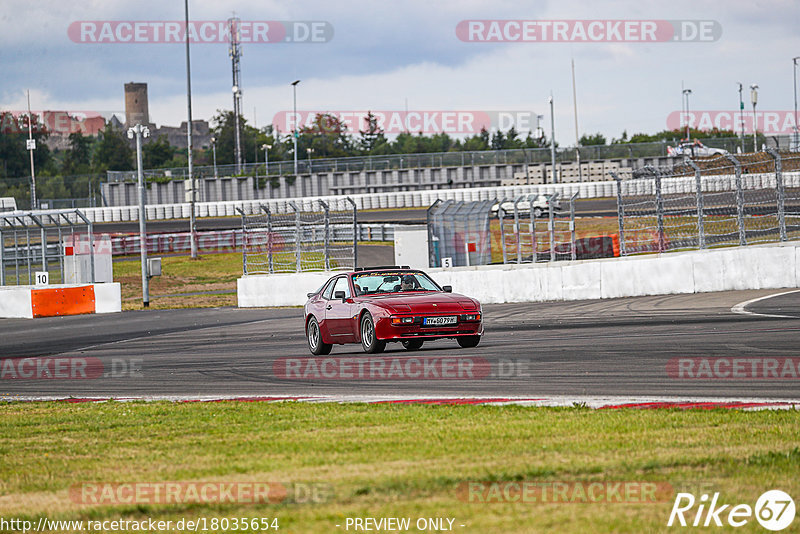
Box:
1 0 798 144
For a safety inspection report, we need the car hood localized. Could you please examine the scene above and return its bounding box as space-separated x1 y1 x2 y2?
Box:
358 292 479 314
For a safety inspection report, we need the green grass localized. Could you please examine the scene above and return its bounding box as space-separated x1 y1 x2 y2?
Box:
0 402 798 533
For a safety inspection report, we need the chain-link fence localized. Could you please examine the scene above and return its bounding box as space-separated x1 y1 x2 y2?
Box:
427 195 590 267
0 209 99 285
613 151 800 255
238 198 357 274
496 193 581 263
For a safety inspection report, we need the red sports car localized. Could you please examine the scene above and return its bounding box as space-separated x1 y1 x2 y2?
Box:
304 267 483 354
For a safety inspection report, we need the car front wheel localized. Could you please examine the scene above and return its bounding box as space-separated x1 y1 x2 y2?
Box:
360 312 386 354
307 316 332 355
457 335 481 348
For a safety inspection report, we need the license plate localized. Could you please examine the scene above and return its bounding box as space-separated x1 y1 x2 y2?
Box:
423 316 457 325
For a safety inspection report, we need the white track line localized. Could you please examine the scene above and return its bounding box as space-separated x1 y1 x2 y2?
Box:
731 289 800 319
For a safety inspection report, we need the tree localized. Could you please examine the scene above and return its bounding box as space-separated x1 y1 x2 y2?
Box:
461 128 491 151
0 112 53 178
210 109 273 169
143 135 176 168
298 113 354 159
358 111 387 154
579 132 607 146
62 132 94 175
92 124 133 172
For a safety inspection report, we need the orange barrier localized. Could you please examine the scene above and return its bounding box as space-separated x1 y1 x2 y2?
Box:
31 286 96 318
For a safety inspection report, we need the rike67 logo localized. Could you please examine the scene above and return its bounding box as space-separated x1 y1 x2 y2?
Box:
668 490 795 531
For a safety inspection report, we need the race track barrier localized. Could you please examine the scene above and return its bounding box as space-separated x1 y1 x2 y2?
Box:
0 283 121 319
13 171 799 227
236 241 800 307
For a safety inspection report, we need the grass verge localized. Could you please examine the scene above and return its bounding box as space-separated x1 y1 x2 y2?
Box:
0 402 798 533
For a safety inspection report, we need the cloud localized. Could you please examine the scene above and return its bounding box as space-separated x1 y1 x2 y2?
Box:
1 0 799 144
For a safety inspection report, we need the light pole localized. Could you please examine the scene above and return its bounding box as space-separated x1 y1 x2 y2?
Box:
750 84 759 152
232 85 243 174
548 94 557 184
25 90 36 209
184 0 197 259
211 136 218 179
291 80 300 176
737 82 745 153
793 57 799 151
127 124 151 308
682 88 692 140
262 144 271 174
306 147 313 173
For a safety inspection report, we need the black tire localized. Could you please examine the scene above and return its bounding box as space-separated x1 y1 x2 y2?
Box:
457 335 481 348
307 316 332 355
533 207 543 218
401 339 424 351
360 312 386 354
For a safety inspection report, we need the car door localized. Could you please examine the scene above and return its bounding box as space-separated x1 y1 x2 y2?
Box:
325 276 356 341
312 278 336 341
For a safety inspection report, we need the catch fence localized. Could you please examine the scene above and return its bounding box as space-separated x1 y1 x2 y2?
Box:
427 195 587 267
239 198 357 274
613 151 800 254
0 209 98 285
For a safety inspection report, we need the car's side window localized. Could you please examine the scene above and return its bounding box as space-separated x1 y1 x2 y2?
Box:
322 279 336 300
332 277 351 299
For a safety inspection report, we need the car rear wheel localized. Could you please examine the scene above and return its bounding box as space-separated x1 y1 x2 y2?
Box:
360 312 386 354
401 339 424 351
457 335 481 348
307 316 332 355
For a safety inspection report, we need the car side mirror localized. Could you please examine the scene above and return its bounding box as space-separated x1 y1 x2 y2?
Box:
442 285 452 293
334 291 346 300
307 292 315 298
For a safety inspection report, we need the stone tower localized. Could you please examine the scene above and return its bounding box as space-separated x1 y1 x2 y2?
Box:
124 82 150 127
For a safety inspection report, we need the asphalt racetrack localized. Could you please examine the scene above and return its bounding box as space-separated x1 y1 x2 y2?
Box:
1 289 799 401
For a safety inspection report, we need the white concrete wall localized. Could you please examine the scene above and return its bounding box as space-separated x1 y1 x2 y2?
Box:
0 286 33 318
94 283 122 314
237 271 350 308
237 242 800 307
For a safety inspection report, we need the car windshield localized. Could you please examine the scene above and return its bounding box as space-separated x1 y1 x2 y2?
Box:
352 271 440 295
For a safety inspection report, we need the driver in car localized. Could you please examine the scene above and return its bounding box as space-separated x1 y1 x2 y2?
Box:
400 275 416 291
